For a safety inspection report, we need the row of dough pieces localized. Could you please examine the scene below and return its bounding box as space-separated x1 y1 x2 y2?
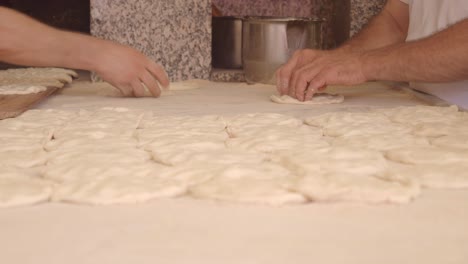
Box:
1 105 468 208
0 67 221 96
0 67 345 108
0 67 78 94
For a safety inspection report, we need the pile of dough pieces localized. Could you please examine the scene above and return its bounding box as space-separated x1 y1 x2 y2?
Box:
0 67 77 94
1 105 467 208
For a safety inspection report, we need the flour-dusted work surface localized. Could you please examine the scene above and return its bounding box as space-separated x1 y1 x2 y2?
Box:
90 0 211 81
1 80 467 264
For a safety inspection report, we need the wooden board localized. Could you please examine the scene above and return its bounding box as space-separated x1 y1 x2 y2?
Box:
0 87 59 120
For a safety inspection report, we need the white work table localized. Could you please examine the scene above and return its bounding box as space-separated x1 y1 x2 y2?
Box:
1 80 467 264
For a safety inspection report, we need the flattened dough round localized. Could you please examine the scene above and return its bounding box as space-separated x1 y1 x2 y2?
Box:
270 94 344 105
0 170 53 208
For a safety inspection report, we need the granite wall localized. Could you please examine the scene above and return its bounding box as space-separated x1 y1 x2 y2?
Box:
91 0 211 81
350 0 386 36
90 0 386 81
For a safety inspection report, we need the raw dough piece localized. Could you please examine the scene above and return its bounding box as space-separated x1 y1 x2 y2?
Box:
150 149 269 166
0 67 77 84
277 146 389 177
331 134 429 151
385 146 468 165
430 135 468 150
270 93 344 105
0 84 47 95
226 113 303 138
47 148 151 166
136 130 228 147
144 135 226 154
0 149 48 168
387 164 468 189
305 111 411 137
139 114 226 132
276 147 418 204
0 169 53 208
379 105 460 125
45 136 138 151
0 68 78 88
0 124 55 141
53 108 144 139
189 163 306 206
0 138 46 151
226 127 328 153
4 109 78 129
412 121 468 137
51 163 186 205
294 170 420 204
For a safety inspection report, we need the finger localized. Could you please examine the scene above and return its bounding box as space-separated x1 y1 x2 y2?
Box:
146 60 170 90
275 69 281 94
304 84 317 101
291 64 321 101
304 72 327 101
278 50 301 95
140 71 161 98
305 84 327 102
131 80 146 97
115 83 133 97
318 85 327 91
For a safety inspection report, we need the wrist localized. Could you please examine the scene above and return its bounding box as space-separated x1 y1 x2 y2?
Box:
360 51 379 82
60 31 107 72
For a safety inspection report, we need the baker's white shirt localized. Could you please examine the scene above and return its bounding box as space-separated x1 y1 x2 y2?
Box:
400 0 468 108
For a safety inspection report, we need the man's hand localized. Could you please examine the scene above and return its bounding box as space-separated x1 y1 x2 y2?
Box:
0 7 170 98
275 49 368 102
91 40 170 97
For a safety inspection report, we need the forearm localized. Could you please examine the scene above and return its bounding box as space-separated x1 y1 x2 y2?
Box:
0 7 101 71
363 19 468 83
338 0 409 52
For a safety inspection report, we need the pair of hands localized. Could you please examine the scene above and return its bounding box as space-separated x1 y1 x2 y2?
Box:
92 41 170 98
91 43 368 99
275 49 368 101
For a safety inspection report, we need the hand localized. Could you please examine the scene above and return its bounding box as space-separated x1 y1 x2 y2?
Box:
276 49 368 101
92 41 170 97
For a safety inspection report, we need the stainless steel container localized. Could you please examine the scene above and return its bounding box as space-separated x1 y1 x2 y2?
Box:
242 17 326 84
212 16 243 69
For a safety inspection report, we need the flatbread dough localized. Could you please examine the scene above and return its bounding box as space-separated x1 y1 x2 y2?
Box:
0 67 77 90
387 164 468 189
0 169 53 208
430 135 468 150
51 163 186 205
385 146 468 165
0 85 47 95
305 111 411 137
1 105 468 208
270 93 344 105
226 113 303 138
189 163 306 206
294 171 420 204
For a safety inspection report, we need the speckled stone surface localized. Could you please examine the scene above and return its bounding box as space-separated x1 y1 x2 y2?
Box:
90 0 211 82
350 0 386 36
210 69 246 82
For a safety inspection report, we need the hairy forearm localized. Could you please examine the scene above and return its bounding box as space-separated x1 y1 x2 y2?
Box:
0 7 102 71
363 19 468 83
338 1 408 52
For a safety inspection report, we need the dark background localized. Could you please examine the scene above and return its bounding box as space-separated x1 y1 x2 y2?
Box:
0 0 90 33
